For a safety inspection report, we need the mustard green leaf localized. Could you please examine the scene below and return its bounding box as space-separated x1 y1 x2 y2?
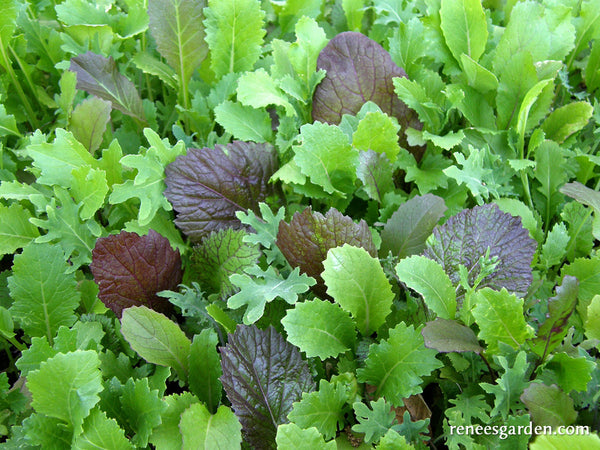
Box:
214 101 272 143
180 404 242 450
236 69 296 116
539 352 595 394
71 166 109 221
188 329 222 413
73 408 133 450
0 203 39 256
352 111 400 162
440 0 488 63
69 96 112 153
586 295 600 341
276 423 336 450
148 393 198 450
542 101 593 144
520 383 577 428
421 318 483 354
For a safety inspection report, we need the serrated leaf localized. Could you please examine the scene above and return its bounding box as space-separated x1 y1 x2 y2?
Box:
214 101 272 143
352 398 396 444
69 96 111 153
281 298 356 359
8 244 79 343
0 203 39 256
542 101 593 143
236 69 296 116
74 408 133 450
71 166 109 221
276 423 336 450
352 111 401 162
164 141 278 241
424 203 536 298
228 266 315 324
180 403 242 450
109 128 186 226
586 295 600 341
236 203 286 264
440 0 487 63
540 222 570 269
188 329 222 413
471 288 534 354
561 256 600 321
421 318 483 353
70 52 145 121
220 325 315 448
357 322 443 405
322 244 393 335
288 379 348 440
521 383 577 428
396 255 456 320
539 352 595 394
28 350 102 433
90 230 182 317
312 32 422 156
148 393 198 450
203 0 265 79
276 207 376 297
120 306 191 382
148 0 207 88
191 228 260 298
380 194 446 258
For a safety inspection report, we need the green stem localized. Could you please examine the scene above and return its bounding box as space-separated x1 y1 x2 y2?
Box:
0 44 39 129
2 334 26 353
9 45 43 109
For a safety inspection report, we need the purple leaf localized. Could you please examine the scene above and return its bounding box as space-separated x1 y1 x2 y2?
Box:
424 204 536 298
90 230 182 317
70 52 145 122
312 32 423 158
276 207 377 297
164 141 278 242
220 325 315 449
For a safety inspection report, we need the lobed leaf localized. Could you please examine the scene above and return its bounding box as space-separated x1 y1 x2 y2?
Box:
90 230 182 317
164 141 278 242
275 423 336 450
74 408 133 450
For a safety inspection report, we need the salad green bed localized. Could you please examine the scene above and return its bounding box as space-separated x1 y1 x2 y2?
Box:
0 0 600 448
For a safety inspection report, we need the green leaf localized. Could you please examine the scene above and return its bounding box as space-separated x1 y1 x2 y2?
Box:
0 104 20 137
446 392 491 425
520 383 577 428
396 256 457 320
237 69 295 116
180 403 242 450
586 295 600 341
28 350 102 432
460 54 498 93
16 336 57 376
322 244 393 335
149 393 198 450
120 306 191 382
352 398 396 444
531 433 600 449
71 166 109 221
214 101 272 143
0 203 39 256
562 256 600 321
132 52 178 90
23 128 97 188
228 266 315 324
236 203 285 264
286 16 328 86
288 379 348 440
393 77 443 133
533 141 567 225
356 150 395 203
378 429 412 449
357 322 443 405
480 351 530 420
540 222 570 269
109 128 186 225
440 0 488 63
352 111 400 162
73 408 133 450
188 329 222 413
8 243 79 343
443 146 500 202
281 298 356 359
570 0 600 63
0 0 17 49
421 318 483 353
148 0 208 88
539 352 595 394
276 423 336 450
69 97 112 153
389 17 426 78
471 288 534 354
191 228 260 298
204 0 265 79
542 101 593 143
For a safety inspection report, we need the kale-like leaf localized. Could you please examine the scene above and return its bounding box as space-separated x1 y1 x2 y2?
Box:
424 204 536 298
276 207 377 297
164 141 278 242
69 52 145 122
311 32 423 158
220 325 315 449
90 230 182 317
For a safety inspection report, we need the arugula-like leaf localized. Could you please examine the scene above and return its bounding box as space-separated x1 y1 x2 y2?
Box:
191 228 260 298
276 423 336 450
471 288 534 355
424 203 536 298
281 298 356 359
322 244 393 335
27 350 102 434
380 194 446 258
70 52 145 121
352 398 396 444
357 322 443 405
277 207 376 297
236 203 286 264
287 379 348 441
520 383 577 428
312 32 422 156
90 230 182 317
188 329 222 413
203 0 265 79
179 403 242 450
120 306 191 382
228 266 315 324
8 243 79 343
164 141 278 241
220 325 315 448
